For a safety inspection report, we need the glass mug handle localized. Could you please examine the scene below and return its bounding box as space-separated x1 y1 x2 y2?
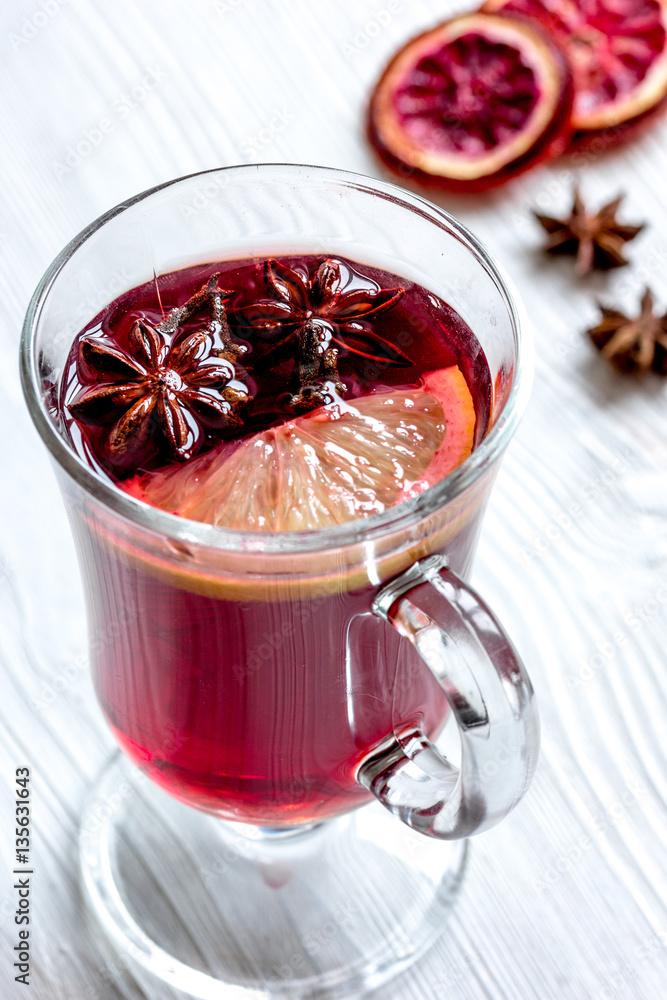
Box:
357 555 539 840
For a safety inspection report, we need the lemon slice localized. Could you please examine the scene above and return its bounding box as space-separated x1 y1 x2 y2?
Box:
126 366 476 531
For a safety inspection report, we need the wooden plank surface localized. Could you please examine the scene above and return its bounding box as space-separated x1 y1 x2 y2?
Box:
2 0 667 997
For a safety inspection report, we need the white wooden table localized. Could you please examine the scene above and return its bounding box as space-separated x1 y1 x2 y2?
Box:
2 1 667 997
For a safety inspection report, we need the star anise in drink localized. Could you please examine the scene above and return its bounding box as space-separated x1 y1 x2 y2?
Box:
232 257 411 409
586 288 667 375
68 273 251 467
534 190 644 276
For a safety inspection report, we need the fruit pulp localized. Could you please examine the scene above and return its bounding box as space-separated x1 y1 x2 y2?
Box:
62 254 491 478
62 254 493 824
367 12 574 191
483 0 667 148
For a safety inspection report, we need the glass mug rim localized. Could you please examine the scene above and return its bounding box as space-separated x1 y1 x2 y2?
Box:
20 162 532 556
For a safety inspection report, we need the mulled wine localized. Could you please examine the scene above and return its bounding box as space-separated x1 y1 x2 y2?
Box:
60 254 493 823
24 165 538 998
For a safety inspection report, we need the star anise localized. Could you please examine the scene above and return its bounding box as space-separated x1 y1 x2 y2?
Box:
586 288 667 375
233 257 411 409
68 273 251 466
534 190 644 276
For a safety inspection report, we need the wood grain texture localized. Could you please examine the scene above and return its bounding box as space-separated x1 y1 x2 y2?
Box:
1 0 667 997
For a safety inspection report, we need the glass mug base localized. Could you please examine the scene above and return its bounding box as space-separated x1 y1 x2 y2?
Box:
80 753 468 999
22 165 537 998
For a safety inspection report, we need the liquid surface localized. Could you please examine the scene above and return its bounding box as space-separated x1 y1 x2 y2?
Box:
61 254 491 492
62 255 492 823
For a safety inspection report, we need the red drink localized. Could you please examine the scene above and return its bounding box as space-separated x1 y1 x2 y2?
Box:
61 255 492 825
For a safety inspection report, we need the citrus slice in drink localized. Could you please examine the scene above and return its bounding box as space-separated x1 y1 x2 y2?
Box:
124 367 476 531
484 0 667 148
367 12 574 192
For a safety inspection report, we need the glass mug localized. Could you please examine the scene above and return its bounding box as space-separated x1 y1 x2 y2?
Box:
21 164 538 999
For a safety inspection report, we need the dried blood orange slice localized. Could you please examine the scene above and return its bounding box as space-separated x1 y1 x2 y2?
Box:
124 367 476 531
367 12 574 192
484 0 667 146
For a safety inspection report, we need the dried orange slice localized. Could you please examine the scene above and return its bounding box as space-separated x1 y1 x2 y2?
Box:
125 367 476 531
485 0 667 148
367 12 574 192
